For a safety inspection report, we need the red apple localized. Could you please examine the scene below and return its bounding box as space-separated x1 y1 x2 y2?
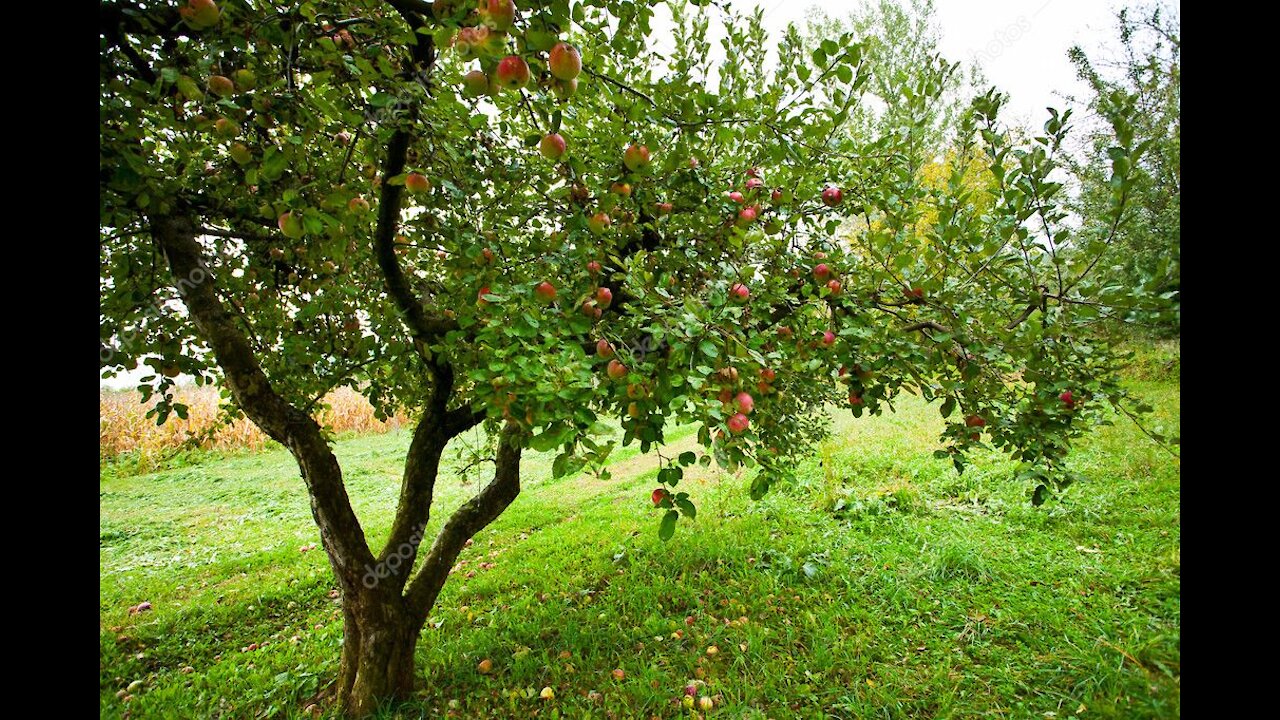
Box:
480 248 495 264
548 42 582 81
405 173 430 193
717 388 733 404
180 0 221 29
229 142 252 165
848 394 863 406
610 181 632 197
651 487 668 506
595 287 613 308
822 186 843 207
821 331 836 347
826 279 842 295
453 26 494 60
540 133 567 160
745 177 764 191
552 77 578 99
655 201 673 214
607 359 627 380
587 212 611 235
534 281 557 303
965 414 986 427
587 260 602 275
737 206 759 224
1060 390 1074 408
728 191 745 204
814 251 828 260
213 117 239 138
771 188 783 202
477 286 491 305
727 413 750 434
461 70 489 97
813 263 830 280
759 368 776 383
596 339 614 358
347 197 370 212
479 0 515 31
623 143 651 172
494 55 531 89
729 282 750 302
278 211 303 239
207 74 234 97
735 392 754 414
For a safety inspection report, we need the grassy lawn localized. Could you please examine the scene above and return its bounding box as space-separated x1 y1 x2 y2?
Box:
100 377 1179 719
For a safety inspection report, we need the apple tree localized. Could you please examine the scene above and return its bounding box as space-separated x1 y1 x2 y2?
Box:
99 0 1163 714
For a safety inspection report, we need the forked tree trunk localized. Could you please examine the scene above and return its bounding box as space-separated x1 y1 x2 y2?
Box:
336 597 423 716
152 209 522 719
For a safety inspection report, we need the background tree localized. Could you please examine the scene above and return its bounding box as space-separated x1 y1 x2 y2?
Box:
1065 2 1180 335
804 0 983 169
100 0 1159 714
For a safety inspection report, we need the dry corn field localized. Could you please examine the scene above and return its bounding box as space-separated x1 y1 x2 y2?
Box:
101 385 409 465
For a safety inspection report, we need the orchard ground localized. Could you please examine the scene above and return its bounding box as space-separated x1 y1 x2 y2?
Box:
100 343 1179 719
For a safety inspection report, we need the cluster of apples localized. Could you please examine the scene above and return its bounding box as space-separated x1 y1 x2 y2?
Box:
713 364 780 437
725 167 778 231
810 251 843 297
451 1 583 101
723 167 844 234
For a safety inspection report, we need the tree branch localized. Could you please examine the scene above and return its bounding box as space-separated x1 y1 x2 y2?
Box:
150 212 376 583
899 320 951 334
404 421 524 619
583 67 658 108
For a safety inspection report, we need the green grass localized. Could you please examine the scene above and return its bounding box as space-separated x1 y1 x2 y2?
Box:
101 379 1179 719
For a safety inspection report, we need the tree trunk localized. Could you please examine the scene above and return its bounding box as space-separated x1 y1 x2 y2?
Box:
336 596 424 717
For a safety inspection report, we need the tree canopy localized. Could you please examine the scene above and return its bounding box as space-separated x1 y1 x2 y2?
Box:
100 1 1173 713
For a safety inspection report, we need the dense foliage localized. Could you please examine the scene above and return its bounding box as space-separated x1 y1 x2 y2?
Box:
1066 3 1180 334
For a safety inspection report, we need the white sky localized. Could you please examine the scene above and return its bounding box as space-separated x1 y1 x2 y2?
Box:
720 0 1138 128
101 0 1151 390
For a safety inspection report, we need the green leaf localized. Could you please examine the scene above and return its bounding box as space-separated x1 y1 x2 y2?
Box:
675 496 696 520
658 509 678 541
749 472 773 500
940 396 956 418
